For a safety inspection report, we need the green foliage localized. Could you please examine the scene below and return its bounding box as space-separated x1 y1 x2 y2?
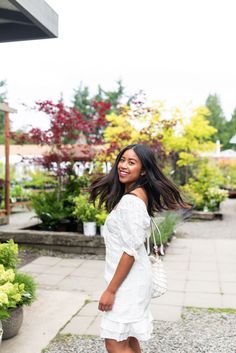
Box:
64 174 89 197
225 109 236 150
95 209 108 226
13 272 37 306
30 190 68 230
182 160 227 211
152 212 180 246
62 174 90 219
73 194 98 222
73 80 127 116
205 94 226 142
219 162 236 189
10 184 30 201
205 93 236 149
23 171 57 190
0 265 25 319
0 162 16 181
29 174 91 228
0 239 37 319
205 187 228 211
0 240 19 269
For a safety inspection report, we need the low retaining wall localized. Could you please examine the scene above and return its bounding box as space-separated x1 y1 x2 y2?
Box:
0 229 105 255
191 211 223 220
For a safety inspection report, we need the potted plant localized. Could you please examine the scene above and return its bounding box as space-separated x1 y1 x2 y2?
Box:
73 194 98 236
0 240 37 340
95 209 107 236
204 187 228 212
31 190 69 231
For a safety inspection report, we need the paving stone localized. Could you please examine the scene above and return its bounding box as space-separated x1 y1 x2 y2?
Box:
36 273 66 286
188 262 217 272
190 255 216 263
219 272 236 282
167 279 186 292
55 258 85 267
152 291 185 306
164 262 189 271
19 263 52 273
150 304 182 321
218 263 236 271
221 282 236 294
88 290 105 301
61 315 94 335
163 254 190 262
216 255 236 264
70 266 103 278
184 293 222 308
186 280 221 294
166 270 188 280
85 315 101 336
29 256 62 266
1 289 86 353
187 271 219 281
57 276 104 292
79 301 99 316
44 265 75 276
222 294 236 309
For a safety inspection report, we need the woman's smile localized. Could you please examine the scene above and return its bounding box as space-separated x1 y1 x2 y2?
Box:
118 170 129 178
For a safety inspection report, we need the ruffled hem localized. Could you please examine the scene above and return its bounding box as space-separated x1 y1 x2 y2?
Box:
100 314 153 342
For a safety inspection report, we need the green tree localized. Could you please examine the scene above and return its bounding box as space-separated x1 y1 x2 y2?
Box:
73 80 133 143
205 94 228 147
73 80 131 117
225 109 236 150
162 106 217 184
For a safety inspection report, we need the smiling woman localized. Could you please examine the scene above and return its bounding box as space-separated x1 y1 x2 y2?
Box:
89 144 190 353
118 149 145 192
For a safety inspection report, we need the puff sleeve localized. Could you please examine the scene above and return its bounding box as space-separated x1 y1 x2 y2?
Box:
116 195 150 260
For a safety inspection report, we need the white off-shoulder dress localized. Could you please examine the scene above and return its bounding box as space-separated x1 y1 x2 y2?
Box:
100 194 153 341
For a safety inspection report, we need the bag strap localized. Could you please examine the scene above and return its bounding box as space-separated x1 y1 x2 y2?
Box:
148 218 164 256
127 193 164 256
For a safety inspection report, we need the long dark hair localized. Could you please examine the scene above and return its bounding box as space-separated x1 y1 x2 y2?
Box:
89 144 190 216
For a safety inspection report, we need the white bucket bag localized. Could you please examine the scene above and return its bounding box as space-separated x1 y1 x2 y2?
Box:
147 218 168 298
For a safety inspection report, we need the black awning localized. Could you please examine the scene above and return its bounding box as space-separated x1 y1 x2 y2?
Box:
0 0 58 42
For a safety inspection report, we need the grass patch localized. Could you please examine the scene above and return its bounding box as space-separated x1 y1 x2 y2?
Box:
207 308 236 314
183 306 236 316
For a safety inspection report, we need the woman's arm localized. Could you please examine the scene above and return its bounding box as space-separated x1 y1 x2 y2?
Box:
98 252 135 312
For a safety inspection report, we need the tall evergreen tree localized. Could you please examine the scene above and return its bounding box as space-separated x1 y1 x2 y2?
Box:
205 94 227 146
73 81 133 143
225 109 236 150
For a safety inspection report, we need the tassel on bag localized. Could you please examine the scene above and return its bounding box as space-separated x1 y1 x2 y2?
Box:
148 218 168 298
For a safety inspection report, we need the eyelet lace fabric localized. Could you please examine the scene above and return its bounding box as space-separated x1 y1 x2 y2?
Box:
101 194 153 341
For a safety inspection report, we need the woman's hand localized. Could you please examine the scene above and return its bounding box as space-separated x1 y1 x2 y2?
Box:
98 289 115 312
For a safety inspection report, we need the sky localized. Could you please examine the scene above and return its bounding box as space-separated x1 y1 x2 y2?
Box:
1 0 236 131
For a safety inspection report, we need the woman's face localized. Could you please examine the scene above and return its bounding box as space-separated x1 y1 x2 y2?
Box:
117 148 143 189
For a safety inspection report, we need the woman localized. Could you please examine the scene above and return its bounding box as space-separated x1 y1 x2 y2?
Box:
89 144 189 353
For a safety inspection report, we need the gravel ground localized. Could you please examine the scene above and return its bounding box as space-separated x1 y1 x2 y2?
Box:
42 308 236 353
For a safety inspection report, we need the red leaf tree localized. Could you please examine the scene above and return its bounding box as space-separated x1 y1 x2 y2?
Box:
11 100 111 191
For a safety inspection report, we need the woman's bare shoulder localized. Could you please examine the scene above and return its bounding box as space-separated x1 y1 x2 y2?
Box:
130 188 148 206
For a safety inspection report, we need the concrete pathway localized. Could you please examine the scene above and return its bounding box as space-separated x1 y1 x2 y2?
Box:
1 199 236 352
177 198 236 239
